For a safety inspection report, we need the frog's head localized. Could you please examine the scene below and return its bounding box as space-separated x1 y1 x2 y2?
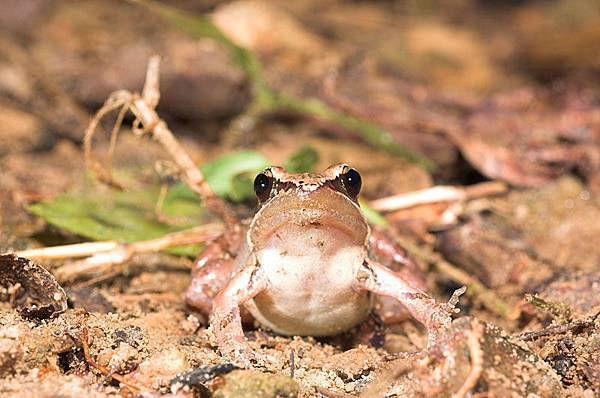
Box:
248 164 369 250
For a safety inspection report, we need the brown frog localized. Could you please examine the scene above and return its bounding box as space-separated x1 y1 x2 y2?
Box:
186 164 461 365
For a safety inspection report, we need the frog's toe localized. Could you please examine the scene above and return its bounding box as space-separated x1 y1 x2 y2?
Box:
426 286 467 345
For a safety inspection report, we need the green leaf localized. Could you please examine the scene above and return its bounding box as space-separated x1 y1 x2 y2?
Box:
28 147 394 259
26 151 271 255
164 150 269 203
284 145 319 173
28 182 206 257
201 150 269 202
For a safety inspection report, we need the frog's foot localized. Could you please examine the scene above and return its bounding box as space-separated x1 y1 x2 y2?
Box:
210 261 268 369
354 258 465 346
426 286 466 345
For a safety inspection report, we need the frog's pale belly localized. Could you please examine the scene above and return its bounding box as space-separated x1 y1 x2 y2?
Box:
244 225 372 336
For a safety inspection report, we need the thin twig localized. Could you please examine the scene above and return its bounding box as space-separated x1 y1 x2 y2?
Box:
17 224 223 283
524 294 572 323
82 327 148 393
369 181 507 212
17 241 122 260
518 322 585 342
154 184 169 221
131 57 241 233
83 92 130 190
83 56 240 234
141 55 161 109
452 320 484 398
106 100 129 174
57 224 223 283
17 223 223 260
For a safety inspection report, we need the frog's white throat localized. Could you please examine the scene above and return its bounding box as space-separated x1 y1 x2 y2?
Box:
246 186 371 336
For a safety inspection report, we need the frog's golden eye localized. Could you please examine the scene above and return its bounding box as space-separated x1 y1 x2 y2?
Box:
342 168 362 197
254 172 273 202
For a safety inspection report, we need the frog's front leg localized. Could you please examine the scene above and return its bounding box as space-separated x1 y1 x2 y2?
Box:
368 227 428 324
354 258 456 345
210 260 268 367
186 240 238 317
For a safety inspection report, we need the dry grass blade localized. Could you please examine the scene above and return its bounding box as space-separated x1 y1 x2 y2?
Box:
369 181 507 212
16 223 224 283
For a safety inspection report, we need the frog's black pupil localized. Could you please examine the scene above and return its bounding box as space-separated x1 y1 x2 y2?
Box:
253 173 272 201
344 168 361 196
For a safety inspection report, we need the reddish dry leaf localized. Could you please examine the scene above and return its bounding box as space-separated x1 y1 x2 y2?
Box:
454 85 600 189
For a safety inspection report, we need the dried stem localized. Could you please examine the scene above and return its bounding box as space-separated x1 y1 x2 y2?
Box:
132 57 240 232
525 294 572 323
18 223 224 283
17 241 122 260
22 56 245 286
83 93 130 190
106 101 129 174
369 181 507 212
83 56 241 234
58 224 223 283
451 320 484 398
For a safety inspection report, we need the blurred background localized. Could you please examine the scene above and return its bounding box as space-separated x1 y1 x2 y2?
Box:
1 1 600 396
2 0 599 181
2 0 600 259
2 0 599 268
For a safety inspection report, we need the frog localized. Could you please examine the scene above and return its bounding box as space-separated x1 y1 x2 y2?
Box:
185 163 461 365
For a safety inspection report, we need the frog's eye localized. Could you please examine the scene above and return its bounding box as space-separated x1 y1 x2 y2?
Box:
342 168 362 197
254 173 273 202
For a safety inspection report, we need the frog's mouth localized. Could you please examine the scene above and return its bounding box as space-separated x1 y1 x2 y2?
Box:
248 187 369 249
